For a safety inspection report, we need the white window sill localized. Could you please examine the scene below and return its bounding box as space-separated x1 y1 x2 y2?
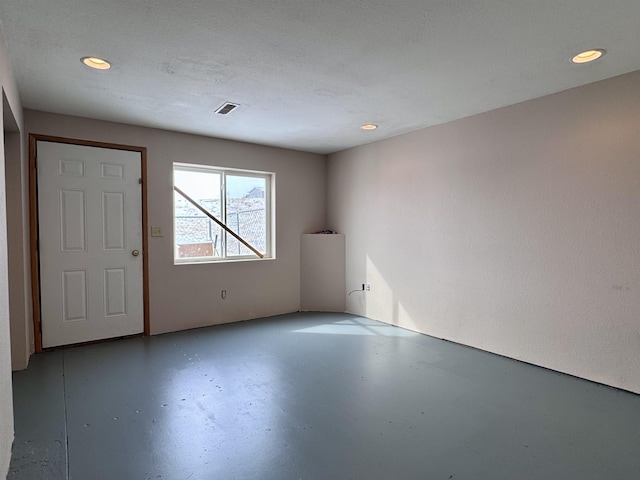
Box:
174 256 275 266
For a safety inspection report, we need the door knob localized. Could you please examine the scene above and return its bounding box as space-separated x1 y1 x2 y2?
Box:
132 249 140 257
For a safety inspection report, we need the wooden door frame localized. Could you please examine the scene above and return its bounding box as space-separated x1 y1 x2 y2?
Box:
29 134 150 352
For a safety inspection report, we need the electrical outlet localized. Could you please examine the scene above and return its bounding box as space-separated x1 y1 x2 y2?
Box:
151 226 163 237
364 283 371 291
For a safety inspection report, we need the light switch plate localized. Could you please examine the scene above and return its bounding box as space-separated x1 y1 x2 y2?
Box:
151 226 163 237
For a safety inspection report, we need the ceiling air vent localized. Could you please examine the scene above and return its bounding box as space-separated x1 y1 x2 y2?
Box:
215 102 239 115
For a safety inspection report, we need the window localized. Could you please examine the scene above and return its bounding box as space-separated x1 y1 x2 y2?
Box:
173 163 274 263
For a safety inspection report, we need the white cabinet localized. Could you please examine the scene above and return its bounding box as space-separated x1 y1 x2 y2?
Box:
300 234 345 312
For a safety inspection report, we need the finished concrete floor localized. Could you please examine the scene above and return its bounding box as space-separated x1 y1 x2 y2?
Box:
9 312 640 479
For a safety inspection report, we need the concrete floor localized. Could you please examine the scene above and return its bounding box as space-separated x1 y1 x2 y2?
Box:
9 312 640 479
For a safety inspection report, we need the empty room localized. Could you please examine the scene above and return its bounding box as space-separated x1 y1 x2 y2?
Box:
1 1 639 479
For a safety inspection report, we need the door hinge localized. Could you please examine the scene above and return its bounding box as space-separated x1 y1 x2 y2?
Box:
138 178 143 184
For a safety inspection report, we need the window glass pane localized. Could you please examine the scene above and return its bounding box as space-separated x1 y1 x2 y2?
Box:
174 169 222 259
225 175 267 256
173 164 273 263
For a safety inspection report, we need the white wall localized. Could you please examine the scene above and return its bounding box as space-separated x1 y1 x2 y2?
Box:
25 110 326 336
5 127 30 371
0 22 24 479
0 115 12 480
328 71 640 394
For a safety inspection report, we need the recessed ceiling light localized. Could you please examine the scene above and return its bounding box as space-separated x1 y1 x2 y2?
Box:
571 49 605 64
361 124 378 131
81 56 111 70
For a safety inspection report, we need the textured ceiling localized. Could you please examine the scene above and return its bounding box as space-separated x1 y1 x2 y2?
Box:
0 1 639 154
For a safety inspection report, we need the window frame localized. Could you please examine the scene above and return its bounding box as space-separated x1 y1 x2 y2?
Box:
173 162 275 264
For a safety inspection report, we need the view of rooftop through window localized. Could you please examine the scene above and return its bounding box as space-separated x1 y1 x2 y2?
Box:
173 164 272 262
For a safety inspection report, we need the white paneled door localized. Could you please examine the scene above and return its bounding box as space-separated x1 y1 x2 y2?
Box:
37 141 144 348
